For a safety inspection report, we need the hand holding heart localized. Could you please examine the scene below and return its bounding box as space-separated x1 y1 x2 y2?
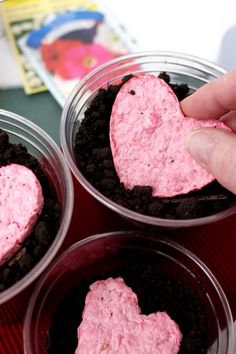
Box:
182 68 236 195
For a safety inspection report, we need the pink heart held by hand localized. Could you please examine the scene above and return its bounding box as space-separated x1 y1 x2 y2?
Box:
110 74 228 197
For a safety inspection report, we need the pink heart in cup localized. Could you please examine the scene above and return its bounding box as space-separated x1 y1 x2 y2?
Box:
0 164 43 265
75 277 182 354
110 74 228 197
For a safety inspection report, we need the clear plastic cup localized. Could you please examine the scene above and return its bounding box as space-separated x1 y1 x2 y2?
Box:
0 109 74 323
23 231 235 354
60 51 236 228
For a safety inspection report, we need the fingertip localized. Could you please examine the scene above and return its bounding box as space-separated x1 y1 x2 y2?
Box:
185 128 201 150
185 129 216 166
186 128 236 194
180 72 235 120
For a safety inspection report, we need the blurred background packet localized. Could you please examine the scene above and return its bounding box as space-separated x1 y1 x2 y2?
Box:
1 0 137 104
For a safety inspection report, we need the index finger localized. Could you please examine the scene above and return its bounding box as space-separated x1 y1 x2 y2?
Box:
180 68 236 119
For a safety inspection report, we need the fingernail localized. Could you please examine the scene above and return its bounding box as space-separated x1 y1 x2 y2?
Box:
186 131 216 166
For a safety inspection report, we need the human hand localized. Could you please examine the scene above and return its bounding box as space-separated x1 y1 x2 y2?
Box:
181 69 236 194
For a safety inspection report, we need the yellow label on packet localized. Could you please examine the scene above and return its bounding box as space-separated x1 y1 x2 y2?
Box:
1 0 98 94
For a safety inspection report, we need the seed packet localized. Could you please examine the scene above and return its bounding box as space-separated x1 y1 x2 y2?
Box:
1 0 58 94
3 0 137 104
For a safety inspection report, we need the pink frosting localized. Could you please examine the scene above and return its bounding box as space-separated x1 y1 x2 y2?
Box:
110 74 228 197
75 277 182 354
0 164 44 265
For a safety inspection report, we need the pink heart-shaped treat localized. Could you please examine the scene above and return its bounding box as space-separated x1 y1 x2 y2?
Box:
110 74 228 197
0 164 44 265
75 277 182 354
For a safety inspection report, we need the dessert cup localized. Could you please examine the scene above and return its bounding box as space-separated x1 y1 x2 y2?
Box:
60 51 236 228
0 109 74 323
23 231 235 354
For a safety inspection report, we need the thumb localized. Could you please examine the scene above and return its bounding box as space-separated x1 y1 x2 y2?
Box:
186 127 236 194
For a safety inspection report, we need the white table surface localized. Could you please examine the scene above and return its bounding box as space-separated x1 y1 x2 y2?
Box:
111 0 236 70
